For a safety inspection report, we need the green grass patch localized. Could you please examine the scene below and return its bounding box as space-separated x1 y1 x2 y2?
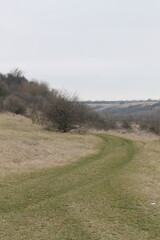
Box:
0 134 159 240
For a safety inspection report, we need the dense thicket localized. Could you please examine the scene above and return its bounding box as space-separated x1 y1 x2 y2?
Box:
0 69 106 132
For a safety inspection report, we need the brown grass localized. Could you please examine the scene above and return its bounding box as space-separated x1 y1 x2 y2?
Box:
0 113 99 180
107 126 160 212
107 123 160 141
94 126 160 211
0 118 159 239
131 140 160 204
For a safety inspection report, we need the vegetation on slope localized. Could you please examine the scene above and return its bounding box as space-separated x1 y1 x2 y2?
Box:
0 69 106 132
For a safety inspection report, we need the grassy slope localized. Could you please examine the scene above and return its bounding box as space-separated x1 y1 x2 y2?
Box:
0 113 98 179
1 131 159 239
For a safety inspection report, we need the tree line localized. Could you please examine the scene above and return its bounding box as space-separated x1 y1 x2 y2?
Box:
0 69 107 132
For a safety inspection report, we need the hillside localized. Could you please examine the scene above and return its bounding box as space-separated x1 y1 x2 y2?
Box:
86 100 160 116
86 100 160 135
0 70 105 132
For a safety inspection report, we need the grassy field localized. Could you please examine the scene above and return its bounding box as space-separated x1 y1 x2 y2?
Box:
0 113 98 179
0 114 159 239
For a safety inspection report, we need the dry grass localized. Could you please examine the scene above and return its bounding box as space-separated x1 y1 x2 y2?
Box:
107 126 160 205
107 124 160 142
0 113 98 179
0 114 159 239
130 140 160 205
106 127 160 236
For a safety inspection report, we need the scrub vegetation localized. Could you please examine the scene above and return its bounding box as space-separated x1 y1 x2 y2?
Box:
87 100 160 135
0 69 106 132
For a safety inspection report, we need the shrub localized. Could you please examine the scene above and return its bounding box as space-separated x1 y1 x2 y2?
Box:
45 94 80 132
4 95 26 114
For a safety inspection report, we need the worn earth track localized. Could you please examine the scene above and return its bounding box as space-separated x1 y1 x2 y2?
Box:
0 134 159 239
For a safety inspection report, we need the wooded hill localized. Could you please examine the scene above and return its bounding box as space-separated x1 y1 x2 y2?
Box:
0 69 106 132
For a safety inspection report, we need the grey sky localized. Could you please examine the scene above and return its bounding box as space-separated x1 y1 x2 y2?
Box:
0 0 160 100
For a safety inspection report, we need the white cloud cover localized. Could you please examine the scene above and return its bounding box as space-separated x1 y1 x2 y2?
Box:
0 0 160 100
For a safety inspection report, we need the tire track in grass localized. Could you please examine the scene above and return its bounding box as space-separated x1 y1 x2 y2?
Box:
0 135 134 212
0 134 159 239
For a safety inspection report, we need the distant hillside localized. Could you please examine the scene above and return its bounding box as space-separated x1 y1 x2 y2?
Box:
85 100 160 135
86 100 160 116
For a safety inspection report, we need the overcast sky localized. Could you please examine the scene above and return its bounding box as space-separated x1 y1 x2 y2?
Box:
0 0 160 100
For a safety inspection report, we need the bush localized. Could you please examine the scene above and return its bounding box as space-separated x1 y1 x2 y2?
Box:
44 92 107 132
0 81 8 97
121 119 132 129
45 94 80 132
4 95 26 114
